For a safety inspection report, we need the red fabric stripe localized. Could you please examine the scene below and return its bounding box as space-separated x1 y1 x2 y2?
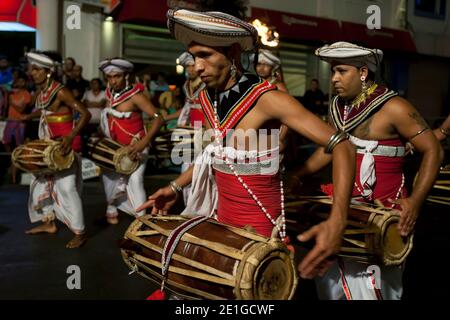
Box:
214 170 281 237
108 112 145 145
47 113 82 152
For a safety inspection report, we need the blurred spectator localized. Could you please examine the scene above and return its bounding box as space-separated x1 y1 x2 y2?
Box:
0 55 13 89
150 72 169 107
3 72 32 184
81 78 106 156
82 78 106 124
151 72 169 95
63 57 76 84
303 79 325 115
0 86 6 118
159 86 183 129
141 73 152 98
66 64 89 100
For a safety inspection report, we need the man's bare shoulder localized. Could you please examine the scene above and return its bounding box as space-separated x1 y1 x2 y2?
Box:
258 89 298 106
257 89 306 119
381 96 418 117
130 92 150 106
57 86 71 98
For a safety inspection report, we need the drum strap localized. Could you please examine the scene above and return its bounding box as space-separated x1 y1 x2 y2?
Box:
161 216 209 281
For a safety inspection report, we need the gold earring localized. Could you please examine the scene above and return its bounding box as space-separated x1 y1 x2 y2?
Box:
361 76 367 92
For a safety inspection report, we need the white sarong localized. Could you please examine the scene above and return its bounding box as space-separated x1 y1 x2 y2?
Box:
100 107 148 217
28 113 85 234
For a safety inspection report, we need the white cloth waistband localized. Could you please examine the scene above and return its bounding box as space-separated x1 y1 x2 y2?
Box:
356 145 405 157
105 108 133 119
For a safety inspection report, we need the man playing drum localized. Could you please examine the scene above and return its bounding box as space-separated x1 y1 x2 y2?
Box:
162 52 207 205
290 42 443 299
98 59 164 224
23 52 91 248
164 51 206 128
137 9 356 280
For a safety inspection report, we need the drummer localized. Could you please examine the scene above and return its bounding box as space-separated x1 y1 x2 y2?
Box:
171 51 206 128
254 49 289 156
22 51 91 248
137 8 356 280
290 42 443 299
162 51 207 204
98 58 164 224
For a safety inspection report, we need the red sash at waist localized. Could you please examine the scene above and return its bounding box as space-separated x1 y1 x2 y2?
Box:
215 170 281 237
108 112 145 145
47 112 82 152
322 138 408 208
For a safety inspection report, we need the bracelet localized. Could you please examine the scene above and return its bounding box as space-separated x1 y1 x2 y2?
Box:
439 127 449 137
169 181 182 195
151 112 166 123
324 130 348 154
409 127 429 140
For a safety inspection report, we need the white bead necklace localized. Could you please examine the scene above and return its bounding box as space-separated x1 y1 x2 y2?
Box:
211 96 286 241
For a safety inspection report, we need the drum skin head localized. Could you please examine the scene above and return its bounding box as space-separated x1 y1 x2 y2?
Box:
86 138 139 175
47 142 74 171
252 250 296 299
115 147 139 175
379 214 414 266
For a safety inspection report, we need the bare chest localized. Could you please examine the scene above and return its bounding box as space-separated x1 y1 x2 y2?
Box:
45 98 70 114
110 98 138 112
350 110 397 140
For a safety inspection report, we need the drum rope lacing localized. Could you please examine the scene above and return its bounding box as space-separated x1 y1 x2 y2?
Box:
212 93 286 241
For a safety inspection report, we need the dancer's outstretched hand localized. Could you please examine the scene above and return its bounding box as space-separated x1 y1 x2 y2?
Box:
136 186 178 215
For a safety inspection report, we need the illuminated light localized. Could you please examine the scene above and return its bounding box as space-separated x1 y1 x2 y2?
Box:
0 22 36 32
105 16 114 22
176 64 184 74
252 19 279 47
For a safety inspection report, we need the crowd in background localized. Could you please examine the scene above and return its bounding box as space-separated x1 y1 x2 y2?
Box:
0 52 329 184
